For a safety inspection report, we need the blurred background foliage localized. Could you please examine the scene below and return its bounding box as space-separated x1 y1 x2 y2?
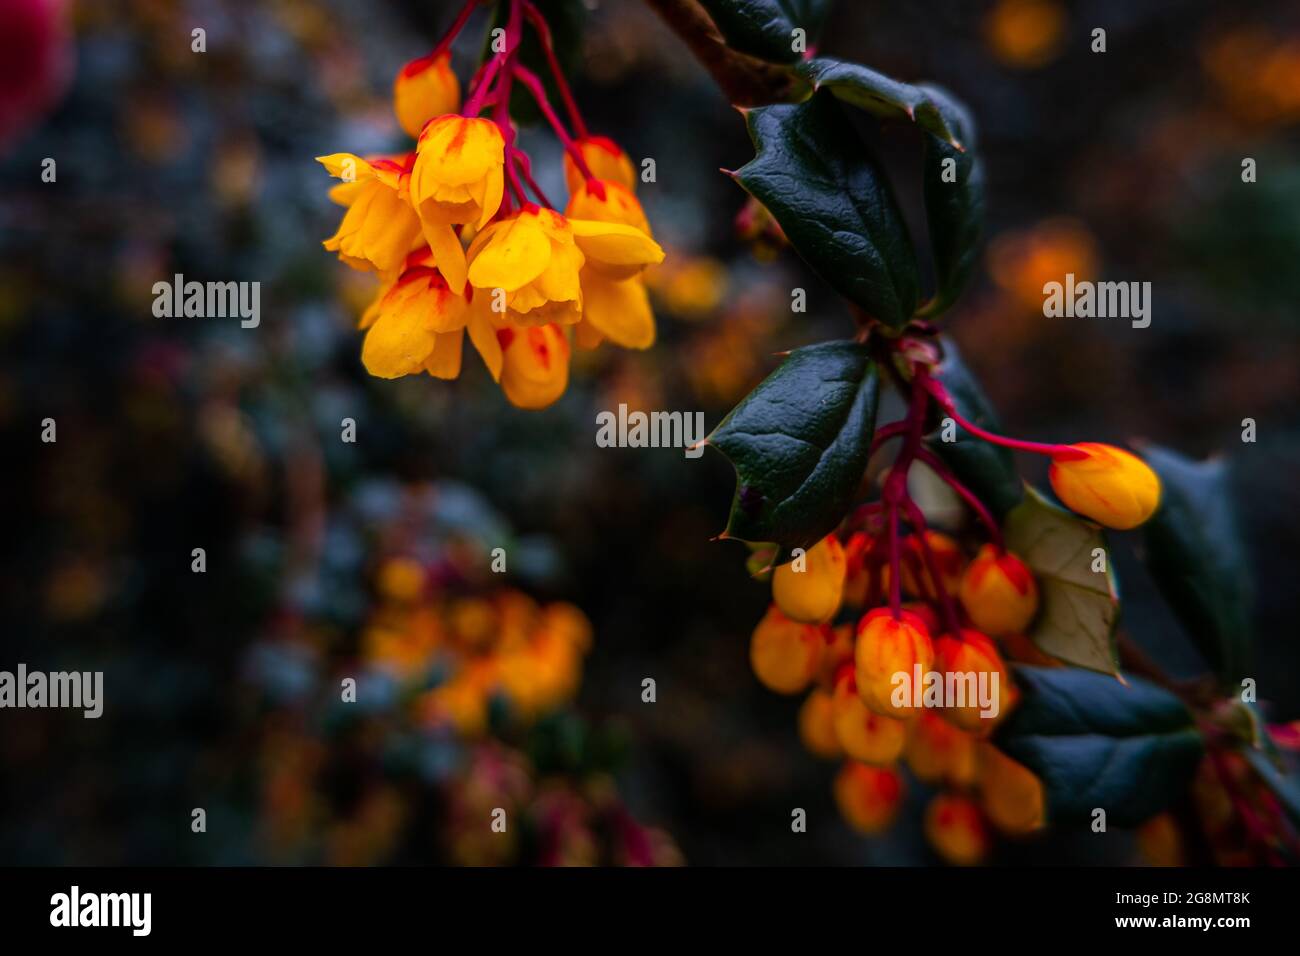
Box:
0 0 1297 864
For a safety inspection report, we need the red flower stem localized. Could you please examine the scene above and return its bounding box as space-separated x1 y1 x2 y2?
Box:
487 0 525 215
913 446 1005 550
504 149 528 207
868 420 908 457
463 54 504 116
916 368 1088 461
512 64 597 181
433 0 482 58
880 373 930 620
511 147 554 208
521 0 589 139
887 503 902 618
902 499 965 638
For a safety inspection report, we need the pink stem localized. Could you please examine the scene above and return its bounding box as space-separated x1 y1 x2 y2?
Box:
512 64 597 182
887 504 902 618
432 0 481 58
869 420 908 457
463 54 504 117
521 0 589 139
914 446 1004 550
918 369 1087 461
510 147 553 208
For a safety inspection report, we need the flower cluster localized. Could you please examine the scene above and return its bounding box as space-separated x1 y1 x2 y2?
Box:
319 0 664 409
365 555 592 734
746 344 1164 863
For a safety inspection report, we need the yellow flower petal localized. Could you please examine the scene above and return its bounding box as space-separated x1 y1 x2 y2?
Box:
317 152 376 182
467 214 551 292
467 301 503 382
569 219 664 279
361 309 436 379
425 328 464 380
580 270 655 349
421 215 468 294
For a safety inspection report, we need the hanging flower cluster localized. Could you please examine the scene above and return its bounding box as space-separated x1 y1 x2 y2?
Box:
319 0 663 409
745 340 1164 863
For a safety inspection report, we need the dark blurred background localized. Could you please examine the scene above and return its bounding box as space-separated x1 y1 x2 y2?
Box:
0 0 1297 865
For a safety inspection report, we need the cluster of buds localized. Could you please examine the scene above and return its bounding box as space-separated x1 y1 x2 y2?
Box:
748 341 1164 863
365 555 592 734
319 0 663 408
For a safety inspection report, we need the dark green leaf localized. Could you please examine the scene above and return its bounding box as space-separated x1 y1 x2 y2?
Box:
698 0 833 64
919 85 984 316
1138 444 1253 686
707 340 879 560
796 57 965 147
924 340 1022 517
1003 487 1120 675
997 666 1204 827
734 91 920 328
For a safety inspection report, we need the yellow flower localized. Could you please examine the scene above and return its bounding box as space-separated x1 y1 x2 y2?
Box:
393 52 460 139
1048 442 1161 530
410 116 506 294
318 153 422 276
358 249 467 379
467 207 585 327
771 535 846 624
566 178 649 233
496 323 570 410
564 180 658 349
958 545 1039 637
564 135 637 196
467 206 664 334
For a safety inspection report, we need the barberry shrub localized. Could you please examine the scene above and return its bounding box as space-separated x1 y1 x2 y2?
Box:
649 0 1300 865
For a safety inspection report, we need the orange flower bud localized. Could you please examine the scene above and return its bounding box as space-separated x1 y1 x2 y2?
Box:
771 535 846 624
905 711 977 787
901 601 941 637
496 324 569 410
816 623 854 687
977 741 1045 835
933 630 1012 733
1048 442 1161 530
834 762 904 835
924 794 991 866
854 607 934 718
749 605 822 695
958 544 1039 636
900 531 964 600
564 135 637 196
832 670 906 765
842 532 890 609
565 179 650 234
798 688 842 759
393 52 460 139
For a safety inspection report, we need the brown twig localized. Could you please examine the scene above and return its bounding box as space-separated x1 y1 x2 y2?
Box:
643 0 806 106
